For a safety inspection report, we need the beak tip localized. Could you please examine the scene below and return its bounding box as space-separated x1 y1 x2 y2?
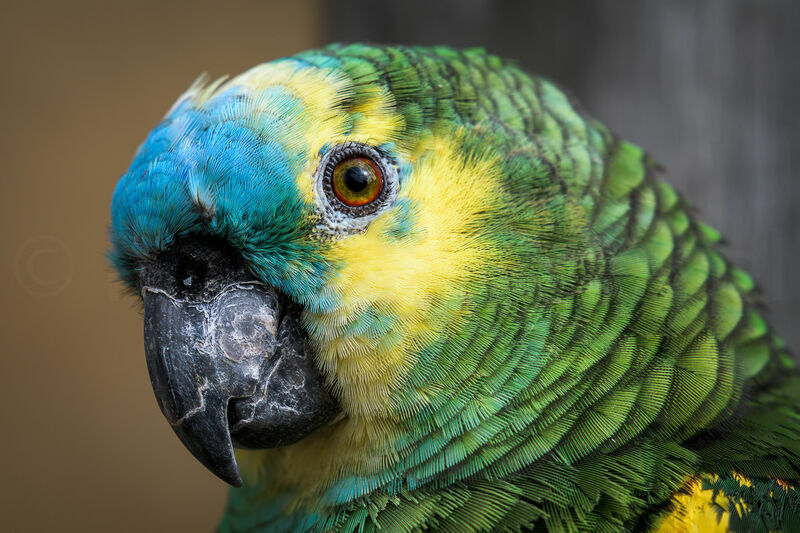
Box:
168 408 245 490
215 463 243 487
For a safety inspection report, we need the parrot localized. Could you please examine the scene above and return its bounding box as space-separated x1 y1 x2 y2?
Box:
109 44 800 532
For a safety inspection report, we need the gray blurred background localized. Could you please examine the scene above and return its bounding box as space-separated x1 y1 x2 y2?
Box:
1 1 797 531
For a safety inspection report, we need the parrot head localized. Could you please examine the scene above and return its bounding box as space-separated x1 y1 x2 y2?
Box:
111 44 599 512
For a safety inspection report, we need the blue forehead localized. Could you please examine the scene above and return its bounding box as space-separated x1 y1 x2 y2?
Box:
110 85 330 300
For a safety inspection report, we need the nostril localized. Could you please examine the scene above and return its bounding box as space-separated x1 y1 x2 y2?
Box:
175 254 209 297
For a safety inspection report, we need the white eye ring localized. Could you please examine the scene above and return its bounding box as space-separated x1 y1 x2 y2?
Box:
313 142 399 235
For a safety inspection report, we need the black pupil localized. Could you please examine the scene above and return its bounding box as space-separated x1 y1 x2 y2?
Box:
344 165 371 192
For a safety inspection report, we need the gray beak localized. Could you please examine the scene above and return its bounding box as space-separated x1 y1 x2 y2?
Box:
141 240 338 486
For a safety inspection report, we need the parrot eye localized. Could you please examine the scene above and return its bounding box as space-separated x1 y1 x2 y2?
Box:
332 157 383 207
316 142 397 222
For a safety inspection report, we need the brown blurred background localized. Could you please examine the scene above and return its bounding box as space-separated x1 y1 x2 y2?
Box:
1 1 322 531
1 1 797 532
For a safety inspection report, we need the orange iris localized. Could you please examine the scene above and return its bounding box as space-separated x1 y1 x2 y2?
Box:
332 156 383 207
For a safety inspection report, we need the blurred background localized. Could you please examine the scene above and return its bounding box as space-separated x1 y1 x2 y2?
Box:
1 1 797 531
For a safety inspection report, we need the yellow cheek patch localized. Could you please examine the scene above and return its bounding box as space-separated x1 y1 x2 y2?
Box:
308 134 510 419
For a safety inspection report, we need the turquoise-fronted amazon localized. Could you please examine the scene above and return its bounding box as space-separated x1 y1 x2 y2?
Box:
110 44 800 532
